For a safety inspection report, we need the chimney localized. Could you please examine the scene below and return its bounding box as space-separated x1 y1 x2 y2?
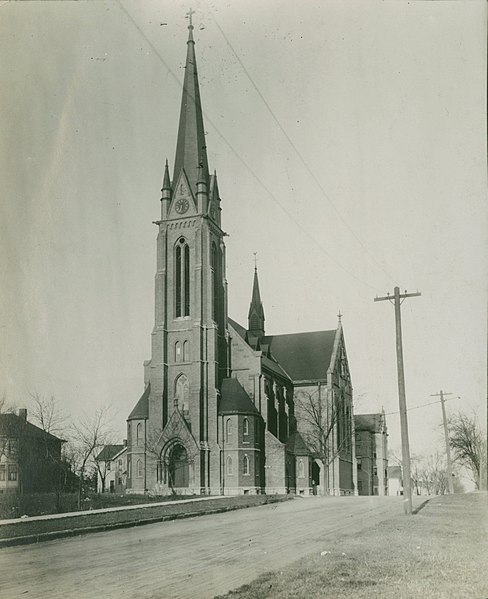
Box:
18 408 27 421
123 439 127 447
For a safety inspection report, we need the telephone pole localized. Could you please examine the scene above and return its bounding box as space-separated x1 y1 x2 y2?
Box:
375 286 421 515
431 390 454 494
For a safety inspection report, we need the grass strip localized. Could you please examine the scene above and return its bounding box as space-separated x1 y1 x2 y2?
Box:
215 493 488 599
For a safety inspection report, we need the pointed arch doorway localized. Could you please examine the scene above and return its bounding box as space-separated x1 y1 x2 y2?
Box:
168 443 190 488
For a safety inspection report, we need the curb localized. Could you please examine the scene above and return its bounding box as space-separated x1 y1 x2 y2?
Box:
0 496 291 549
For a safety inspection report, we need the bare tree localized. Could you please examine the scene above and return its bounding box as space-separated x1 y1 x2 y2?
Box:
69 406 114 508
449 412 484 489
295 388 349 495
29 393 67 436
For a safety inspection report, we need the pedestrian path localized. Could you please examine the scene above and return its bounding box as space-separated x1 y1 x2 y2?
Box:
0 495 228 526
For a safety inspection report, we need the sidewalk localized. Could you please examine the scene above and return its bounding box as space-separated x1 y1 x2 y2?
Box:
0 494 227 526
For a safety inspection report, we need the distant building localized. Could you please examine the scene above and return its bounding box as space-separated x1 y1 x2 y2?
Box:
354 412 388 496
95 444 127 494
124 22 354 497
388 465 402 496
0 409 64 494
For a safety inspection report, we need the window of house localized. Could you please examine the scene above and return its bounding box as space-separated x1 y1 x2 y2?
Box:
136 459 143 478
107 461 111 471
226 418 232 442
373 467 378 476
118 459 122 467
357 458 362 470
0 465 5 481
243 455 249 475
226 456 233 475
8 465 17 481
243 418 249 436
183 340 190 362
175 239 190 317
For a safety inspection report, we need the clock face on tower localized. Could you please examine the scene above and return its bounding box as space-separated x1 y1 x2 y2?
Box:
175 198 190 215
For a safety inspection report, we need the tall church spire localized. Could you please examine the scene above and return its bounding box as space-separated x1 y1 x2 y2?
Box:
248 264 265 340
173 11 209 199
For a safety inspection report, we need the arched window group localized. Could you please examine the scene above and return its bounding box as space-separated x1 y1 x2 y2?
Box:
175 374 190 413
175 238 190 317
175 340 190 362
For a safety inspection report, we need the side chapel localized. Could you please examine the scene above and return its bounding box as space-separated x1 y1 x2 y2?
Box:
126 17 355 497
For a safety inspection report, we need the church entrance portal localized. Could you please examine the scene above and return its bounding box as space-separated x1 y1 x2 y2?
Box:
168 444 190 488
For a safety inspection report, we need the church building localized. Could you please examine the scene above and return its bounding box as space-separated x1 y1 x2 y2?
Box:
126 18 355 497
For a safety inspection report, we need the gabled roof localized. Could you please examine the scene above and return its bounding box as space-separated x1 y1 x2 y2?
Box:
128 383 150 421
0 413 64 443
354 413 385 433
95 444 125 462
286 431 311 455
263 330 337 382
228 317 247 340
219 378 260 415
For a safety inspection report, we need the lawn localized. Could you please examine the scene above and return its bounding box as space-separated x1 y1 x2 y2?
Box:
215 493 488 599
0 494 290 543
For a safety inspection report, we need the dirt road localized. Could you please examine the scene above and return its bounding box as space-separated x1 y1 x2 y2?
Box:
0 496 419 599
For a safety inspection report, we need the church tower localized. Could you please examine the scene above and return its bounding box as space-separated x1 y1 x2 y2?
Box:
128 15 228 495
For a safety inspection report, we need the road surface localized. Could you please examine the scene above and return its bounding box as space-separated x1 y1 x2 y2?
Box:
0 496 418 599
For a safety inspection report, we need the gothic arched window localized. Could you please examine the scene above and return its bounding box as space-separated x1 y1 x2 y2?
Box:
175 341 181 362
211 242 218 322
243 455 250 475
298 459 305 478
243 418 249 436
175 374 190 413
183 340 190 362
136 459 143 478
136 422 143 447
225 418 232 442
175 238 190 317
226 456 233 475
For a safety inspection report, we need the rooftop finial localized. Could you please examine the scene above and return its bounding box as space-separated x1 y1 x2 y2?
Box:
337 310 343 323
253 252 258 272
186 8 195 30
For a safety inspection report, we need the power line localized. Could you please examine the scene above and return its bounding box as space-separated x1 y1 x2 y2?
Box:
206 4 397 286
384 395 459 416
116 2 381 293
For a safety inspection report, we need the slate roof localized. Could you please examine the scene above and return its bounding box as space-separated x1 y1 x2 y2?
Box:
219 378 260 415
263 330 337 382
95 444 125 462
128 383 150 420
286 431 311 455
228 317 247 340
354 414 385 433
0 413 64 443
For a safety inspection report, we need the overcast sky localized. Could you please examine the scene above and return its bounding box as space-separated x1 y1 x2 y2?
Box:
1 1 486 462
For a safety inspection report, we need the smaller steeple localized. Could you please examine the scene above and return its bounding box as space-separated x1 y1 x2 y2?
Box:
161 159 172 219
247 258 265 341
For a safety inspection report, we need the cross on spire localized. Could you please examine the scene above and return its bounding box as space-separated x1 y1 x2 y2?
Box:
186 8 195 29
253 252 258 271
337 310 343 323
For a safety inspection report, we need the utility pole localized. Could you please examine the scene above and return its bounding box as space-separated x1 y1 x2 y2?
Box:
375 286 421 515
431 390 454 494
